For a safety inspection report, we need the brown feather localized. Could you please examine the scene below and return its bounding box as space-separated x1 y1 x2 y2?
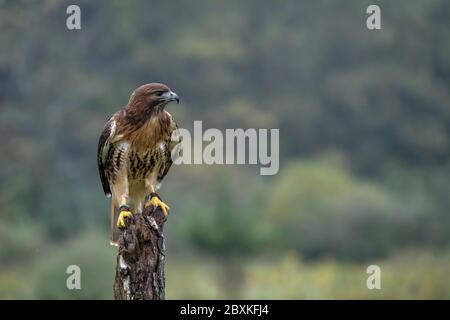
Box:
97 83 180 245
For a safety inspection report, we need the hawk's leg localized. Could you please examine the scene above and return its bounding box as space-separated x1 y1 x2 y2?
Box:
145 192 170 216
117 205 133 229
112 166 132 229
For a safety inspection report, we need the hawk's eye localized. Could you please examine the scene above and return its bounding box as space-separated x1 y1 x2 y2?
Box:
155 91 164 97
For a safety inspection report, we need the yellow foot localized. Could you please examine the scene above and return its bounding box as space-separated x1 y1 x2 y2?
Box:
145 195 170 216
117 210 132 229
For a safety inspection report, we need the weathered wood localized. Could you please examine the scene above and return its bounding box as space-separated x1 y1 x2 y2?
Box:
113 198 167 300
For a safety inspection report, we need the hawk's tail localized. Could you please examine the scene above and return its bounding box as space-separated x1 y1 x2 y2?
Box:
110 203 120 246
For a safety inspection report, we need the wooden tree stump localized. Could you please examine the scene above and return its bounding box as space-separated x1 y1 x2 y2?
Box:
113 197 167 300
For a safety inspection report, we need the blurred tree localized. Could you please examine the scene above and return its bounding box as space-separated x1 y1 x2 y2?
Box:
183 173 272 298
268 156 427 260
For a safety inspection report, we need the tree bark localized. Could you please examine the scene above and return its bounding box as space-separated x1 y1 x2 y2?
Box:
113 198 167 300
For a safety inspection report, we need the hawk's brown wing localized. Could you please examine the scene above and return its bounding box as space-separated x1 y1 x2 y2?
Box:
97 117 116 197
157 113 181 184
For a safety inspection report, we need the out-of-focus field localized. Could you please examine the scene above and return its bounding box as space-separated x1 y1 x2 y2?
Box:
2 229 449 299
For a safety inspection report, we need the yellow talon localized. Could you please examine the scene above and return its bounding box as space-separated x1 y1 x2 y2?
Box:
145 196 170 216
117 210 132 229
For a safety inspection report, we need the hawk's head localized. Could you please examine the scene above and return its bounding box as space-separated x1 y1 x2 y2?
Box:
129 83 180 111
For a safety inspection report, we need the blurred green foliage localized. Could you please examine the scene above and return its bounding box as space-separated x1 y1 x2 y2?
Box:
0 0 450 299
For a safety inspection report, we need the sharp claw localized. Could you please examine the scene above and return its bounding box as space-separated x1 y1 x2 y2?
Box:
161 203 170 216
117 210 132 229
145 195 170 216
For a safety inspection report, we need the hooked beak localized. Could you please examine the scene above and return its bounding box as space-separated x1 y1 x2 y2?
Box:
167 90 180 104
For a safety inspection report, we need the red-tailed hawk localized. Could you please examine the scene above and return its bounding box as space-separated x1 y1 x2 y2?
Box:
97 83 180 245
